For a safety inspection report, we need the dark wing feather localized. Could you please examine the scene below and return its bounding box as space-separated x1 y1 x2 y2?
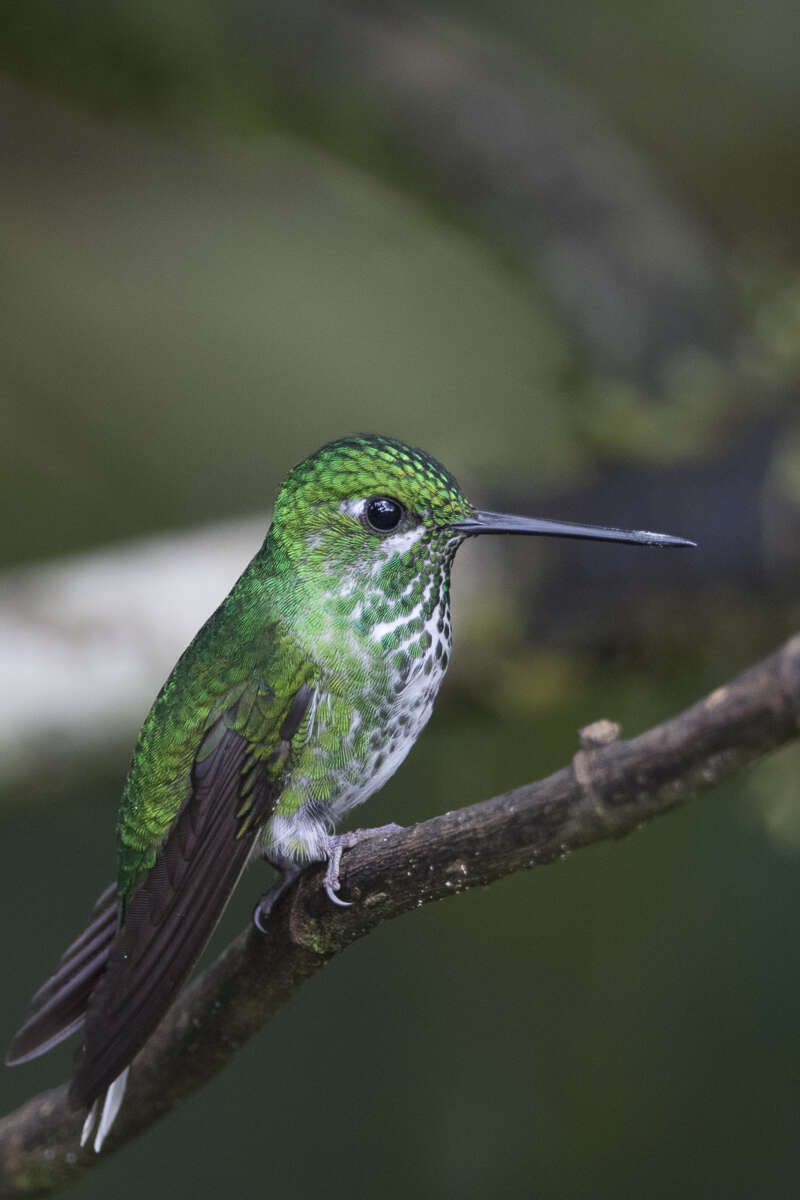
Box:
5 883 118 1065
69 716 282 1109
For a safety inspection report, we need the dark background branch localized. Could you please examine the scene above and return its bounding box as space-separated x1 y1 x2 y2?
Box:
230 1 735 378
2 633 798 1199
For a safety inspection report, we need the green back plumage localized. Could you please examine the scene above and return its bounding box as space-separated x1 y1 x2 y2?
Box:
116 557 305 897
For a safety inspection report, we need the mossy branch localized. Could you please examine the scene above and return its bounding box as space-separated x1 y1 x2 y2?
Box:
1 634 799 1197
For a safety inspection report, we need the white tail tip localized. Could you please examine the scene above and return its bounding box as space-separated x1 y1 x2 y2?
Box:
79 1067 130 1153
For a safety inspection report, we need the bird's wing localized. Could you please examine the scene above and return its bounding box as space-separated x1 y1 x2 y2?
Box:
69 679 314 1110
5 883 118 1066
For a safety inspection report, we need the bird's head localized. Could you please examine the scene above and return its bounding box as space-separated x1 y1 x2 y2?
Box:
270 433 694 576
269 435 475 581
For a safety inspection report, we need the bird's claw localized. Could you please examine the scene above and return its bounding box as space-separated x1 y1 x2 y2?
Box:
324 824 404 907
323 838 352 905
252 860 302 933
252 899 273 933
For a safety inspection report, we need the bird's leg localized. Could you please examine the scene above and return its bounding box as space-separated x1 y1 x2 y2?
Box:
253 858 303 933
324 824 404 906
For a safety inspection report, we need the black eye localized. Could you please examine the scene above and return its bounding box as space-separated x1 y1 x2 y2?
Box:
365 496 404 533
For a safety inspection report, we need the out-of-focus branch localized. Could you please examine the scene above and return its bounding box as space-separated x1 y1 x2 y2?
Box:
231 1 737 376
1 634 798 1197
0 516 266 791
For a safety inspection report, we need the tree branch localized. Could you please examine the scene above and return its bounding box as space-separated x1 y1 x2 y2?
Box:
2 634 799 1197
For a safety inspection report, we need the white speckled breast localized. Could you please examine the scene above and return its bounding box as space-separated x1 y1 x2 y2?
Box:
262 545 456 865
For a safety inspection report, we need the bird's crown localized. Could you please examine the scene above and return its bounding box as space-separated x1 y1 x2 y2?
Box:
270 435 473 561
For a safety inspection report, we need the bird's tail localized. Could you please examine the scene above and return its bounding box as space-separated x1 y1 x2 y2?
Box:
80 1066 129 1153
5 882 118 1066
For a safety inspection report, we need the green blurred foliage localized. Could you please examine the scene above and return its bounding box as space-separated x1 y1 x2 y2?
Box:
1 3 798 1198
0 84 574 564
4 0 800 246
0 2 252 125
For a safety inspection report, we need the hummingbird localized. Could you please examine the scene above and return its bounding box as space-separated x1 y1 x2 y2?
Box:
5 434 694 1151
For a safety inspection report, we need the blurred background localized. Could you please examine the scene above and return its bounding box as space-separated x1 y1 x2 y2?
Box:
1 2 799 1197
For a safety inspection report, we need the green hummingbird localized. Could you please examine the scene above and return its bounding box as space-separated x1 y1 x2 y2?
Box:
5 434 694 1151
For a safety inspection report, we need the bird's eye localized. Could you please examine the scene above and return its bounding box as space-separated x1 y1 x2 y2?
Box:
364 496 405 533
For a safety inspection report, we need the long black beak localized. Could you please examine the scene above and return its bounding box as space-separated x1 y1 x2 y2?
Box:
451 510 696 548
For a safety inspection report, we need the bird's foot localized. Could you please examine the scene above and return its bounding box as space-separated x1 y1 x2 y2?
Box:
253 861 302 933
324 824 404 907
